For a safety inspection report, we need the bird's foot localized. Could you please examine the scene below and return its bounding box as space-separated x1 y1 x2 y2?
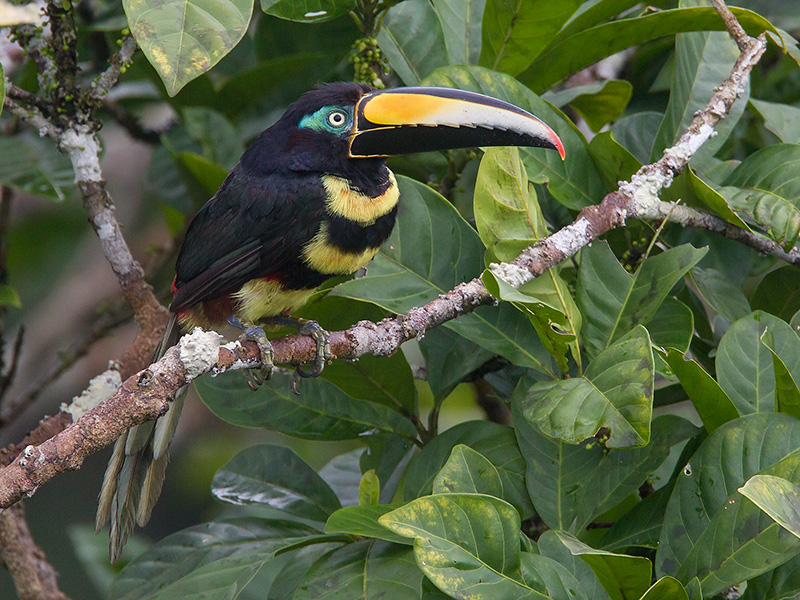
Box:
229 317 274 390
266 316 332 393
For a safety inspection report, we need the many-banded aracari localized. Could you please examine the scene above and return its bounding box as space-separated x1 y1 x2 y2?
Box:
96 82 565 560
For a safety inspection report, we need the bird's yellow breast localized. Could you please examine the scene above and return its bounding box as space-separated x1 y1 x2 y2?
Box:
302 223 381 275
321 171 399 225
234 280 317 322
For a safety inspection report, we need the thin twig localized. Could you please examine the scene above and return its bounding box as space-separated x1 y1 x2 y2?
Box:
90 36 137 99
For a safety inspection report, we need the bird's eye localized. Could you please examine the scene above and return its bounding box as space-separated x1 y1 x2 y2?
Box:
328 111 347 127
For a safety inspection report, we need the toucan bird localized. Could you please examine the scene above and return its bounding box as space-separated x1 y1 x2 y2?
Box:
96 82 565 560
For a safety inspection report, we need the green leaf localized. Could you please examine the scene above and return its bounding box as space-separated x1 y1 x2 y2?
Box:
332 175 555 375
645 298 694 354
377 0 448 85
514 387 698 532
474 146 582 370
651 18 748 168
520 7 778 93
181 107 243 170
576 242 707 358
544 80 632 133
723 143 800 250
403 420 534 519
750 98 800 144
587 131 641 193
0 284 21 309
537 531 611 600
123 0 252 96
111 518 325 599
294 540 445 599
715 311 789 414
656 413 800 596
358 470 380 507
610 112 663 165
688 267 751 323
740 475 800 540
661 348 738 433
380 494 548 599
550 0 644 45
600 483 675 551
176 152 229 196
751 266 800 322
548 531 651 600
639 577 689 600
480 0 582 76
523 326 654 448
662 167 750 230
431 0 485 65
211 444 341 521
432 444 503 497
418 327 495 400
194 370 418 441
324 504 412 545
422 65 606 210
260 0 354 22
0 134 74 201
519 552 590 600
761 325 800 419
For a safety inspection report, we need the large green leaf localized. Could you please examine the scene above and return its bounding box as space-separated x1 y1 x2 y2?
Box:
761 325 800 419
332 175 555 375
260 0 354 22
741 560 800 600
111 518 326 599
751 265 800 322
750 99 800 144
610 112 663 165
194 370 418 441
546 531 651 600
656 413 800 596
404 420 533 518
522 326 654 448
688 267 751 324
639 577 689 600
422 65 606 210
380 494 550 599
600 483 675 551
587 130 641 193
514 389 698 532
123 0 252 96
550 0 644 45
432 444 504 497
431 0 485 65
377 0 448 85
651 7 748 168
293 540 449 599
544 81 632 133
722 144 800 250
211 444 341 521
480 0 582 76
519 7 777 92
739 474 800 540
537 531 612 600
418 327 495 400
576 242 706 358
0 134 74 201
662 167 750 230
715 311 790 415
645 297 694 354
324 504 412 545
475 146 582 370
661 348 738 433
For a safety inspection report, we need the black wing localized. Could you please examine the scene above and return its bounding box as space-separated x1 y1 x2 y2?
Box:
170 166 327 313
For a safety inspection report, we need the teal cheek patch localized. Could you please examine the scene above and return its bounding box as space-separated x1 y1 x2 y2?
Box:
299 106 354 134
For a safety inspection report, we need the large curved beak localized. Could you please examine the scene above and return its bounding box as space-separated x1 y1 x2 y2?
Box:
349 87 565 160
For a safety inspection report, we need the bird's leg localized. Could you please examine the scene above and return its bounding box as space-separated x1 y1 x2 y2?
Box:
228 316 274 390
266 315 332 389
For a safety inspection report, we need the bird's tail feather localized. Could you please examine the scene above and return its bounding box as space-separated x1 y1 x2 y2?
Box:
96 313 185 562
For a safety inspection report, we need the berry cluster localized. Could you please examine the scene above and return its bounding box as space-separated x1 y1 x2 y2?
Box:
349 37 388 89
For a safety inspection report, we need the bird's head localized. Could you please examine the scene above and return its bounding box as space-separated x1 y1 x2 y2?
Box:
246 82 565 179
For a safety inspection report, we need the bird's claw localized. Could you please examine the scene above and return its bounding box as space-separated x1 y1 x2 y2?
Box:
291 319 332 393
239 325 274 389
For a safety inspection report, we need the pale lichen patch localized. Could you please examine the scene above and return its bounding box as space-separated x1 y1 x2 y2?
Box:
61 363 122 420
180 328 223 381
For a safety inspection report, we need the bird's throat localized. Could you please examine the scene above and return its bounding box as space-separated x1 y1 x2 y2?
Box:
321 170 399 225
